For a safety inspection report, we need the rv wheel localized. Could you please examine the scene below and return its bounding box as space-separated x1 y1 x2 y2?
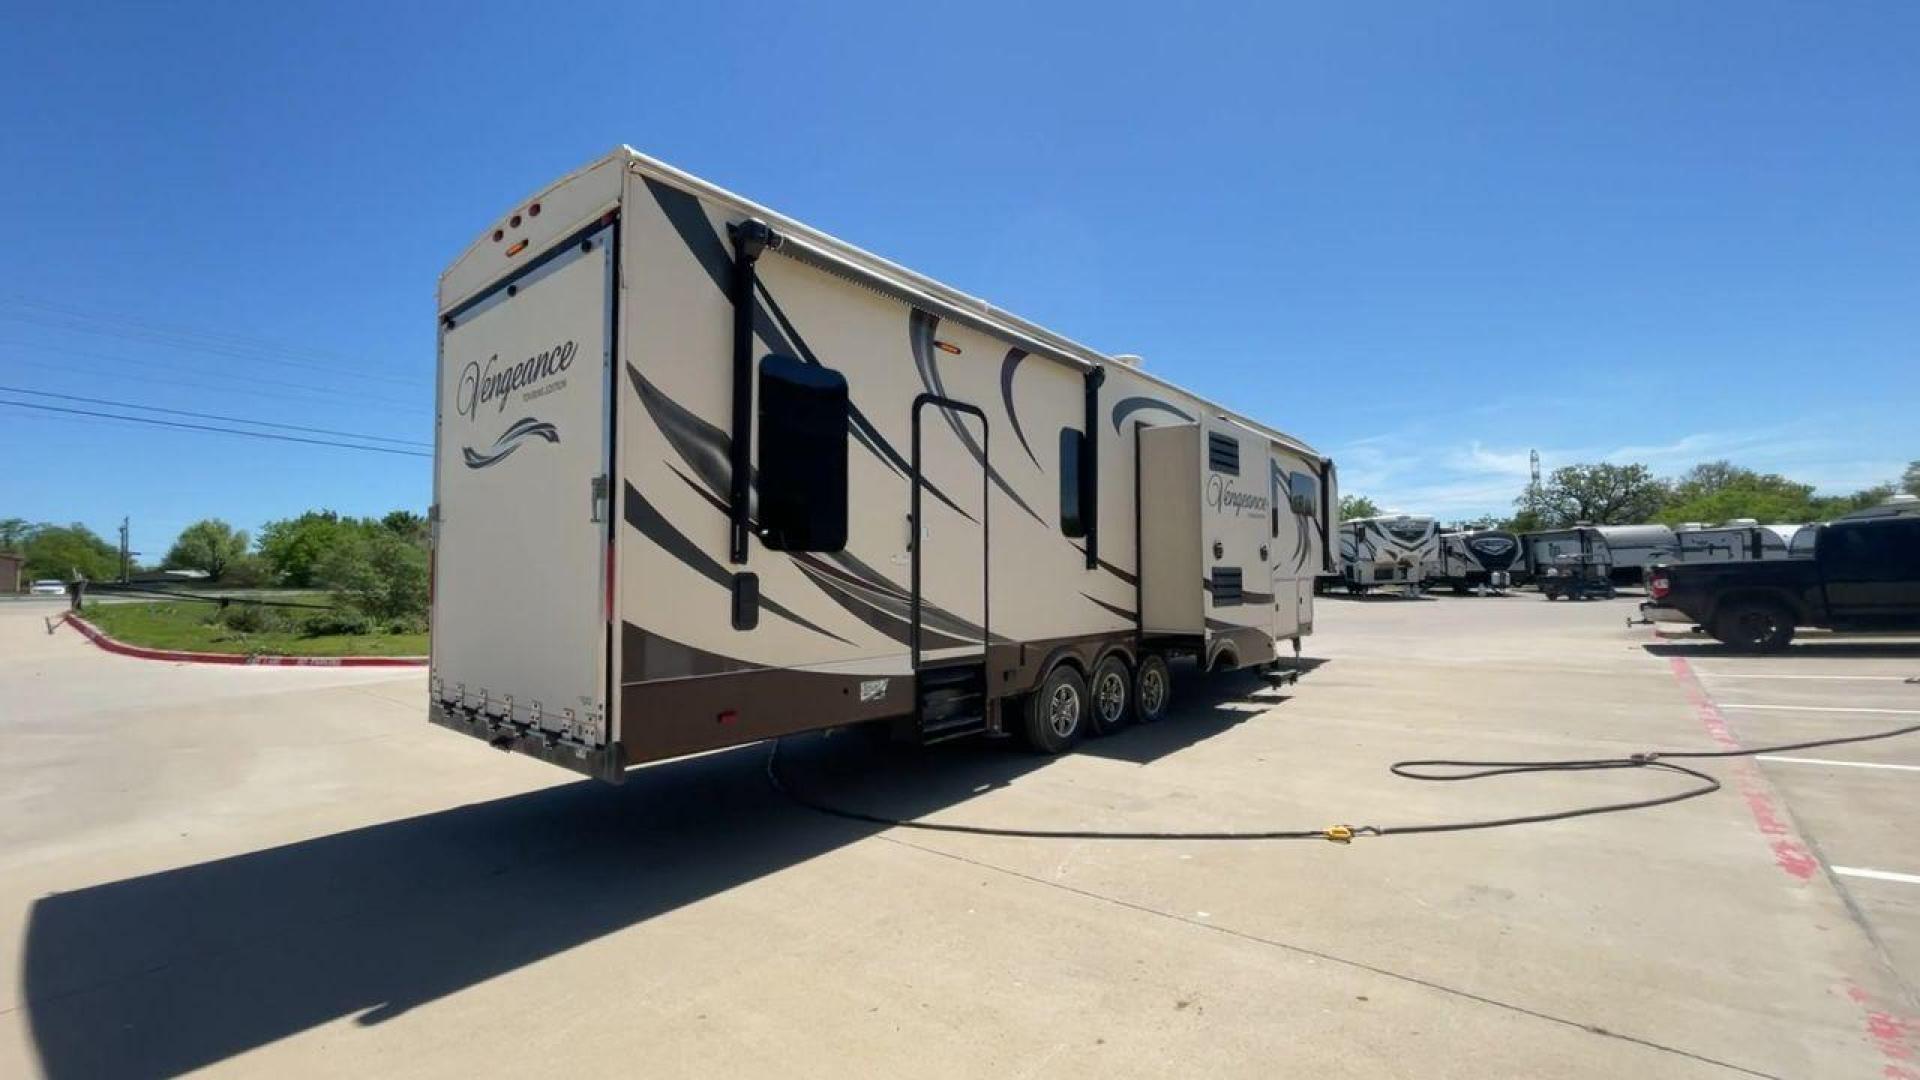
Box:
1021 665 1088 754
1134 654 1172 723
1088 654 1133 735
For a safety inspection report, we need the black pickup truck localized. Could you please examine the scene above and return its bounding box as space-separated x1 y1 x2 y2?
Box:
1642 515 1920 650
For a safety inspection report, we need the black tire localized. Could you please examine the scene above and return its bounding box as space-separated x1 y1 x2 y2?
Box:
1021 665 1088 754
1088 654 1133 735
1711 600 1796 652
1451 584 1469 595
1134 654 1172 724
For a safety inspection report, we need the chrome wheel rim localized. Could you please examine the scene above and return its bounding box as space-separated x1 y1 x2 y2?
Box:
1048 683 1080 738
1139 667 1166 717
1096 671 1127 724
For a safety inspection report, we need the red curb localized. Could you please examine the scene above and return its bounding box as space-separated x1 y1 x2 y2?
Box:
1666 656 1818 882
59 612 427 668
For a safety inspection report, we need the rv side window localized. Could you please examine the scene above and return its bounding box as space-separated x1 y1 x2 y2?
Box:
1059 428 1088 538
1289 471 1317 516
757 355 848 552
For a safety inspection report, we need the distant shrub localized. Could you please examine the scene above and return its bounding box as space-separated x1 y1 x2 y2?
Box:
221 553 274 588
300 610 376 637
214 604 287 634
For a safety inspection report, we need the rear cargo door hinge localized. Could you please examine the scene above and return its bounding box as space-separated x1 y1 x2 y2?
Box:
590 475 609 523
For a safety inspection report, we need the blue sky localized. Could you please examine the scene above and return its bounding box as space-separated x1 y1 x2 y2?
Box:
1 2 1914 555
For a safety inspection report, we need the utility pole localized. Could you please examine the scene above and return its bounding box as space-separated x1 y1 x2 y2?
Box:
119 516 130 584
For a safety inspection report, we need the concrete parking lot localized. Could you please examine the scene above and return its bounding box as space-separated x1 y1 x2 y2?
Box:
2 594 1915 1078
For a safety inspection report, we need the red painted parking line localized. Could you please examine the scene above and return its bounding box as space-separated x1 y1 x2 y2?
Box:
1669 654 1920 1072
1666 657 1818 881
1845 983 1918 1080
58 612 425 668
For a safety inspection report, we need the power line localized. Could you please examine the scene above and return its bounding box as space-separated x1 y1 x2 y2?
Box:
0 338 423 412
0 296 421 389
0 385 430 447
0 398 432 459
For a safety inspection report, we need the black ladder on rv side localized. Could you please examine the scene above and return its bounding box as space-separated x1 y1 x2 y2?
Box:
916 661 989 743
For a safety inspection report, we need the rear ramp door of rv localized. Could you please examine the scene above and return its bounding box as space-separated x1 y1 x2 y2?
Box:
433 222 615 752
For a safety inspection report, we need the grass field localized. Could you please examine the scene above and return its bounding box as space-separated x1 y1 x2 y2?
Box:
82 599 428 657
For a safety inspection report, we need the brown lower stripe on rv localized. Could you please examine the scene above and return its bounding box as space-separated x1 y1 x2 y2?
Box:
619 663 909 765
987 629 1142 701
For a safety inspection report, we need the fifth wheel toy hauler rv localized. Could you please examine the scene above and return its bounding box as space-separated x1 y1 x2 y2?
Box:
1337 514 1438 594
429 148 1337 781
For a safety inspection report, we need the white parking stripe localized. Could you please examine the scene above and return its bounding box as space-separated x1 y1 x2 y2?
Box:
1717 703 1920 716
1831 866 1920 887
1756 755 1920 772
1692 672 1918 681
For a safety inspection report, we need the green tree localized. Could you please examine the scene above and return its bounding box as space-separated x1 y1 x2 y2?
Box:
1339 494 1381 520
165 519 251 580
257 511 359 587
0 517 30 552
1522 463 1669 526
380 510 429 544
319 529 429 623
1657 461 1822 526
1812 484 1896 520
1902 461 1920 497
20 524 119 582
1505 507 1547 533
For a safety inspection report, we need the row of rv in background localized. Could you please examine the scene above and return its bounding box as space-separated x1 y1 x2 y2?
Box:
1332 496 1920 595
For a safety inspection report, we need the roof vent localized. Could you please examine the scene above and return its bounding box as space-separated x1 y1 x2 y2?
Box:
1111 354 1144 368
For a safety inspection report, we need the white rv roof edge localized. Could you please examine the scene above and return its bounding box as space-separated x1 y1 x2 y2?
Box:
613 147 1323 461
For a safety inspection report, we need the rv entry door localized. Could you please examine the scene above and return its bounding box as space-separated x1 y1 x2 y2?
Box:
909 395 989 668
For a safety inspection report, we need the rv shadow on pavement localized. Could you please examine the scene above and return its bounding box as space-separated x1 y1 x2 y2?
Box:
21 664 1306 1079
1643 640 1920 660
1318 592 1437 603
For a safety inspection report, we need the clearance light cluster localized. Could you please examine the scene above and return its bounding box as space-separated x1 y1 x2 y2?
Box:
491 201 545 257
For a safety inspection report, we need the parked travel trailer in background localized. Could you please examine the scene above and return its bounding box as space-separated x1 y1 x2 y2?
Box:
1521 526 1613 585
1431 529 1525 594
1591 524 1678 585
1338 515 1439 594
428 148 1337 781
1673 520 1806 563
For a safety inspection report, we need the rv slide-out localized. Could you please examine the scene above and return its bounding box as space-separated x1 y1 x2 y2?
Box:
428 148 1334 780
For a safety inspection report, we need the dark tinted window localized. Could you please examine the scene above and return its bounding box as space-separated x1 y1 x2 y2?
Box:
1059 428 1087 538
1822 521 1920 579
1208 432 1240 475
757 355 848 551
1289 471 1318 515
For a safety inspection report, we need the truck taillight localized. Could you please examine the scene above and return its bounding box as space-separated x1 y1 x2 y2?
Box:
1649 574 1669 599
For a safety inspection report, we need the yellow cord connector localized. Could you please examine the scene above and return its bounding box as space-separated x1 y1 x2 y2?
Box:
1323 825 1355 844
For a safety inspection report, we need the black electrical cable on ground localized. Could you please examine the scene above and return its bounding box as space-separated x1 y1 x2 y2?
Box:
767 720 1920 843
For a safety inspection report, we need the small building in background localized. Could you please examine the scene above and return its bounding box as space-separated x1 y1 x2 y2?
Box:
0 552 23 594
